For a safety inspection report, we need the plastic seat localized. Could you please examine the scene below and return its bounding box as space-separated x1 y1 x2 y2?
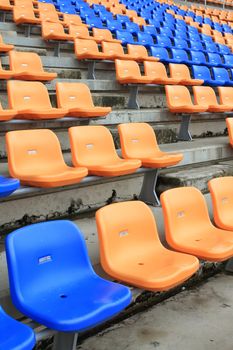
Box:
0 59 13 79
115 59 154 84
161 186 233 262
192 65 225 86
13 7 41 26
9 50 57 81
223 54 233 68
188 40 204 52
118 123 183 168
217 43 231 55
127 44 159 62
0 306 35 350
92 28 121 43
218 87 233 110
155 35 172 48
56 82 111 117
69 126 141 177
0 35 14 52
68 24 94 41
85 16 104 29
144 61 181 84
105 19 123 32
0 0 13 11
74 38 111 60
125 22 140 35
136 32 155 48
115 30 135 45
208 176 233 230
96 201 199 291
102 41 135 60
169 64 203 86
5 220 132 332
0 100 18 121
165 85 208 114
193 86 232 112
189 50 208 65
62 14 87 26
6 129 88 187
173 38 189 50
206 52 225 67
0 175 20 197
204 41 219 53
39 11 61 23
212 67 233 86
7 81 67 120
170 48 191 64
42 21 75 41
149 47 175 63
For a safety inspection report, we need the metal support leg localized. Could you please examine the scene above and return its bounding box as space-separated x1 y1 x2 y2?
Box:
24 25 31 37
127 85 139 109
139 169 160 206
52 332 78 350
54 41 61 57
225 258 233 273
178 115 192 141
87 61 96 79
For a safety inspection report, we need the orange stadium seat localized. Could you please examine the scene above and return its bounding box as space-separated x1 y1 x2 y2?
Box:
118 123 183 168
144 61 181 84
92 28 122 43
62 14 87 26
0 0 13 11
13 7 41 25
41 21 75 41
56 82 111 117
0 101 17 121
127 44 159 62
226 117 233 146
0 59 13 79
124 9 138 18
132 17 147 26
0 35 14 52
169 64 204 86
96 201 199 291
115 59 154 84
6 129 88 187
7 81 67 120
165 85 208 113
9 50 57 81
208 177 233 231
101 41 136 60
218 87 233 110
193 86 232 112
74 38 112 60
69 126 141 176
161 186 233 262
39 11 61 23
68 24 94 40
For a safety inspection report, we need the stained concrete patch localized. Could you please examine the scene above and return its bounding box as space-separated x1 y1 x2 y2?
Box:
78 274 233 350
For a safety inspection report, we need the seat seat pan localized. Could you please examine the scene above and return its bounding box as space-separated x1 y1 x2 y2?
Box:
14 18 41 25
16 277 131 332
43 33 74 41
19 166 88 187
134 56 159 62
0 70 13 79
168 105 208 113
0 176 20 197
0 109 17 121
76 52 111 60
168 228 233 261
180 78 203 86
87 159 141 176
118 76 154 84
207 104 232 112
141 152 183 168
14 71 57 81
102 248 199 291
151 77 181 85
0 306 35 350
67 106 111 117
0 43 14 52
17 108 68 120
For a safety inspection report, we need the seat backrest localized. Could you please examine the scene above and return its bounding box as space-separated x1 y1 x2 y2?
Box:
127 44 149 58
41 21 66 37
142 25 157 36
189 40 203 50
226 117 233 146
125 21 140 33
6 220 95 303
39 12 60 22
56 82 94 109
218 87 233 105
96 201 162 269
6 129 67 177
208 176 233 229
150 46 170 60
170 48 189 61
223 54 233 65
165 85 193 107
92 28 113 41
137 32 154 45
74 38 99 56
207 52 222 65
63 13 83 25
169 63 192 80
212 67 230 81
156 35 172 46
193 86 218 106
190 50 207 64
69 24 89 37
69 125 120 167
37 2 56 12
13 7 37 18
118 122 160 159
160 186 213 246
144 61 168 79
7 81 52 110
115 59 142 79
192 65 211 80
9 50 45 73
115 30 134 42
102 41 124 56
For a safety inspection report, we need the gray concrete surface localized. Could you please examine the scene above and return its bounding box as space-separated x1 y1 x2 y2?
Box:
79 273 233 350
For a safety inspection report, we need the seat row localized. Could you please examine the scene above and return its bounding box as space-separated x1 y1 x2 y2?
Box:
0 81 111 120
5 123 182 188
3 175 233 348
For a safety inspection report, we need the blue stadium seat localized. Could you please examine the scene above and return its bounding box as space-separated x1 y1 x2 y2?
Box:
58 5 76 14
160 28 174 38
212 67 233 86
125 22 140 34
217 44 231 55
98 12 114 22
200 34 213 43
189 40 205 52
192 65 225 86
155 35 172 48
189 50 208 65
78 8 93 19
0 306 35 349
115 30 135 45
150 46 174 63
0 175 20 197
213 23 223 32
147 19 163 28
204 42 219 53
106 19 123 32
6 220 132 332
223 54 233 68
85 16 104 28
188 33 201 42
116 14 131 24
170 48 191 64
173 38 189 50
195 16 203 24
142 25 158 38
222 24 232 33
136 32 155 47
174 31 188 40
187 26 199 34
203 18 213 26
92 4 107 14
206 52 224 67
